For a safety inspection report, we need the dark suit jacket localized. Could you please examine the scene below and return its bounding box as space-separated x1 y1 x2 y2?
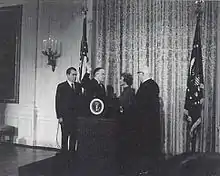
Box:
119 86 135 115
135 78 161 153
118 86 136 138
135 78 160 117
55 81 82 122
81 73 106 102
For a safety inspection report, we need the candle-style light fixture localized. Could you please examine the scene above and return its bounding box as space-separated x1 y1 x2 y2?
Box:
42 15 61 72
42 36 61 72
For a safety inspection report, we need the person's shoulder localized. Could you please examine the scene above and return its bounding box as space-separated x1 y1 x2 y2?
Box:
150 79 159 87
145 78 153 83
91 78 97 82
57 81 67 88
75 82 81 86
144 78 157 85
145 79 159 93
90 78 99 85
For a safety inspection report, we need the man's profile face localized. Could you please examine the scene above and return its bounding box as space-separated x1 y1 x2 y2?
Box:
120 76 126 87
97 69 105 82
67 69 77 83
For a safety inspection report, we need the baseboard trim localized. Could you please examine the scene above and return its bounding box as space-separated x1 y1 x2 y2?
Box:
1 142 60 152
16 144 60 151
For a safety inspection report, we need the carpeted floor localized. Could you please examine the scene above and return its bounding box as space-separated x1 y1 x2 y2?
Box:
0 143 56 176
1 143 162 176
2 143 220 176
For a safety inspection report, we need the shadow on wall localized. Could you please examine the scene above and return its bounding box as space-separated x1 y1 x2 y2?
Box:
159 97 165 154
0 103 6 126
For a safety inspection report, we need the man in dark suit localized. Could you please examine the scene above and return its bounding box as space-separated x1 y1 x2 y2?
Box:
81 66 106 114
135 65 161 158
55 67 82 153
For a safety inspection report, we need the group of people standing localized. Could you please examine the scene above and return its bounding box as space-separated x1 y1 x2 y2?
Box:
55 65 106 154
117 66 161 174
55 64 161 174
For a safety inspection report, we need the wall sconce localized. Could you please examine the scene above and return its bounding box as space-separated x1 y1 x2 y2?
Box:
42 36 61 72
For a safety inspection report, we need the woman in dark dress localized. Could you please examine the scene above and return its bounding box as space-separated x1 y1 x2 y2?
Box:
117 73 135 174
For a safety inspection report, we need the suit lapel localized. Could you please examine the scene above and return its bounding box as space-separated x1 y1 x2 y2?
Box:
65 81 70 89
65 81 75 92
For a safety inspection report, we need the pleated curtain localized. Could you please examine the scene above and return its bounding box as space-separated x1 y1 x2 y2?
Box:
91 0 218 155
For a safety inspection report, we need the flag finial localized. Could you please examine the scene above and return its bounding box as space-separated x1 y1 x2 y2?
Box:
195 0 204 16
195 0 204 4
82 7 88 16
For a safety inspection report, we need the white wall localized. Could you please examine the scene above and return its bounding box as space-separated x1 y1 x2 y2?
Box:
0 0 93 148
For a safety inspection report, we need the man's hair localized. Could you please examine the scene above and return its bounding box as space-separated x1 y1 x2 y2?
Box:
66 67 77 75
93 67 104 76
137 65 151 75
121 73 133 86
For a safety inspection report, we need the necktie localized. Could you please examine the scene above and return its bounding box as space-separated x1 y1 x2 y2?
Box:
71 83 74 90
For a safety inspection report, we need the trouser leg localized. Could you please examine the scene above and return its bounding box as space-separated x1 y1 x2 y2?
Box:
69 128 76 152
61 123 69 152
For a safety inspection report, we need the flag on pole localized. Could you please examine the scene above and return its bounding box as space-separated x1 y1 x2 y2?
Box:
184 13 204 136
79 11 88 82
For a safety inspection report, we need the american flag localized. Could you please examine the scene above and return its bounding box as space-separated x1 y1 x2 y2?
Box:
184 14 204 135
79 11 88 82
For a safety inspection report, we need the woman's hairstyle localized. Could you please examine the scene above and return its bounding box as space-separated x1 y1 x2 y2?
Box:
121 73 133 86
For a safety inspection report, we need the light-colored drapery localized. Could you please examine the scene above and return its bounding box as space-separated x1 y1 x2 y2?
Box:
91 0 218 155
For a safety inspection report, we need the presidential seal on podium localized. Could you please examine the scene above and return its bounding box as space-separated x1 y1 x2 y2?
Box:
89 98 105 115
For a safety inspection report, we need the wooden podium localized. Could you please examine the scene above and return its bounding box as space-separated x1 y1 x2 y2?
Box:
76 116 118 160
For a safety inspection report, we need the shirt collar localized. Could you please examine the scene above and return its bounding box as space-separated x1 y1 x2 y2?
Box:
67 80 74 87
94 77 100 84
